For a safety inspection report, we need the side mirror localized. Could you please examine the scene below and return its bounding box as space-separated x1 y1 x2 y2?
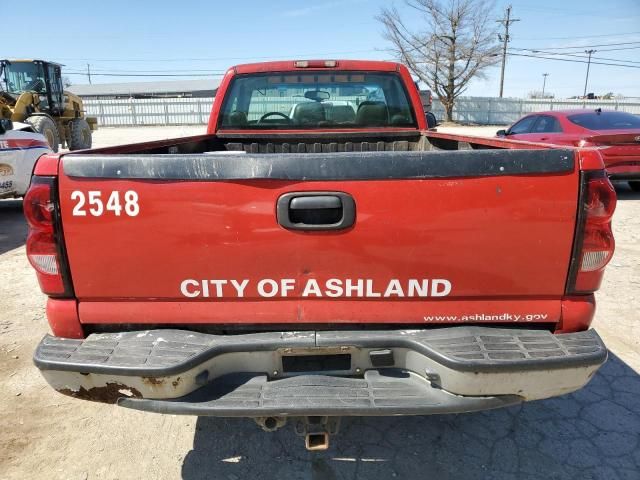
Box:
0 118 13 134
496 129 507 137
425 112 438 129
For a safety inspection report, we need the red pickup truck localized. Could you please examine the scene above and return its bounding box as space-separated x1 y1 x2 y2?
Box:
25 60 616 450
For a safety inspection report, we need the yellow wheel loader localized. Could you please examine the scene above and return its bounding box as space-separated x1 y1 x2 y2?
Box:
0 59 97 152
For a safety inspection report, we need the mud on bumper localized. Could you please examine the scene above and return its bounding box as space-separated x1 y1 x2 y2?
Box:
34 327 606 416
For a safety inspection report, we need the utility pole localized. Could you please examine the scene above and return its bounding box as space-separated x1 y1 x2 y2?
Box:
497 5 520 98
583 50 596 98
541 73 549 97
86 63 92 85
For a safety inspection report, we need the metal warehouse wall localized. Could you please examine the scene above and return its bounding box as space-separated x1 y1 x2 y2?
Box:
83 96 640 127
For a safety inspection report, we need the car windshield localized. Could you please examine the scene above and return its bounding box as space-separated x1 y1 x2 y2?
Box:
219 71 417 129
567 111 640 131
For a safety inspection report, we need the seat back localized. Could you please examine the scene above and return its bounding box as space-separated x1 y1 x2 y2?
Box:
291 102 325 125
328 105 356 123
356 101 388 126
227 111 248 126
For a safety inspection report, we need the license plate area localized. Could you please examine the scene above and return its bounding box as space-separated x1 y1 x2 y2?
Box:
279 347 353 373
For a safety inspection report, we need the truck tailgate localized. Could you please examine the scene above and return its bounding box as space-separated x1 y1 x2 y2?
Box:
57 149 578 326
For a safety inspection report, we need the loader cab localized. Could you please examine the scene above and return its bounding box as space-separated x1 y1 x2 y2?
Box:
0 60 64 115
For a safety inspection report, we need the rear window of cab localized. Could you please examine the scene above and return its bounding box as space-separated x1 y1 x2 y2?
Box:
218 72 417 130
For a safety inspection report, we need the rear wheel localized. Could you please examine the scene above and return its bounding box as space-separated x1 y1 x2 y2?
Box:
68 118 92 150
25 115 59 152
629 181 640 192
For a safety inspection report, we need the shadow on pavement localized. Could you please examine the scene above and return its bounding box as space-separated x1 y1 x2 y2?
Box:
0 199 27 255
182 352 640 480
614 181 640 201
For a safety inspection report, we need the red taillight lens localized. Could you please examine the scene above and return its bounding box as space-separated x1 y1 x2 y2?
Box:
23 179 55 230
23 177 70 296
568 172 617 293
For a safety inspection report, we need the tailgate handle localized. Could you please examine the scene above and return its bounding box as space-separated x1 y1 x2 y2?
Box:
290 196 341 210
277 192 356 231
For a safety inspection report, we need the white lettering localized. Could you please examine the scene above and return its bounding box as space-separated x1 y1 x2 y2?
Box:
302 279 323 297
230 279 249 297
345 279 364 297
180 280 200 298
383 279 405 297
365 279 381 297
209 279 227 297
180 278 453 299
257 279 278 297
408 279 429 297
431 279 452 297
281 279 296 297
201 279 210 297
325 279 343 298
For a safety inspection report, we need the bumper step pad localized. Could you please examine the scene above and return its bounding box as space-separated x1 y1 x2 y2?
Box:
34 327 606 376
34 327 606 416
118 370 521 416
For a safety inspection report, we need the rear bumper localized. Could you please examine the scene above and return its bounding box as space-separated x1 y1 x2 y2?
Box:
34 326 606 417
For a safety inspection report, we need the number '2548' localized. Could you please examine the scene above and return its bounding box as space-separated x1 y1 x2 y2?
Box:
71 191 139 217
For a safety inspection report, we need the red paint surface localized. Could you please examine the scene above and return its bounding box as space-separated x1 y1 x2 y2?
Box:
33 154 61 176
58 167 580 325
47 298 83 338
80 299 561 325
556 295 596 333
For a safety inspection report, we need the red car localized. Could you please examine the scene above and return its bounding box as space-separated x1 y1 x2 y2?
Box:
498 109 640 190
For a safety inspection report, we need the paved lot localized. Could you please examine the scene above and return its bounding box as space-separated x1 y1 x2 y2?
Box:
1 126 639 479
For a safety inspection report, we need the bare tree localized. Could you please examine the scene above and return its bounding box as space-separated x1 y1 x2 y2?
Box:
378 0 500 122
62 76 73 88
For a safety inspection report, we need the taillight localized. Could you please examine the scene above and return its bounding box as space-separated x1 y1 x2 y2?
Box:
566 171 617 294
24 176 72 297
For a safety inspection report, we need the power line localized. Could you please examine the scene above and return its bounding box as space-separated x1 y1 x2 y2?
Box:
516 30 640 41
582 45 640 53
510 47 640 65
517 41 640 51
507 52 640 69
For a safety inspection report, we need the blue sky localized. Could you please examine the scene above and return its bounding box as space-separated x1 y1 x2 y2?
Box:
5 0 640 98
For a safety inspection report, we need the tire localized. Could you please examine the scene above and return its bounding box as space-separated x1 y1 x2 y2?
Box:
629 181 640 192
425 111 437 129
68 118 92 150
25 115 59 152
